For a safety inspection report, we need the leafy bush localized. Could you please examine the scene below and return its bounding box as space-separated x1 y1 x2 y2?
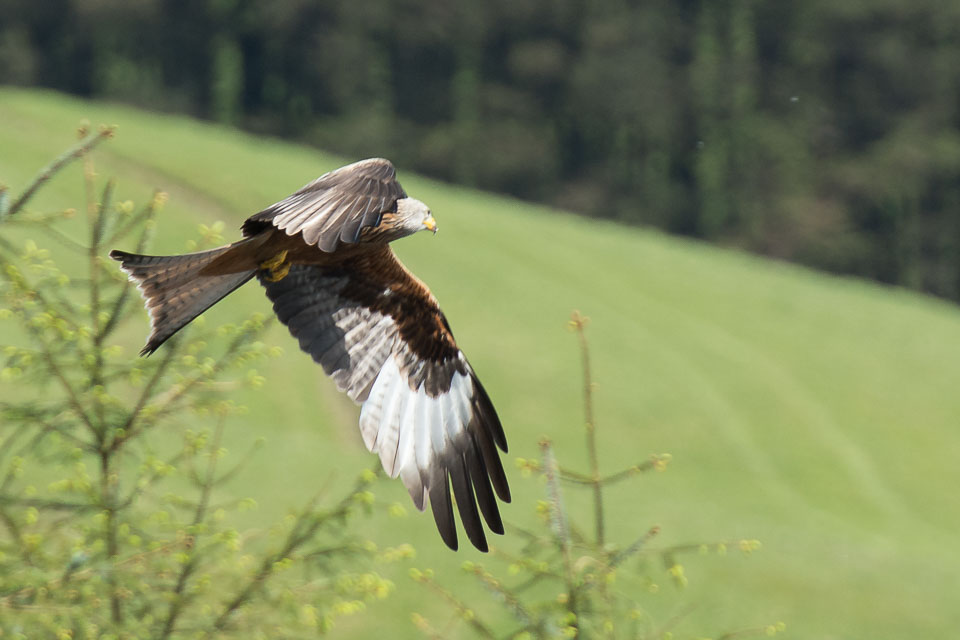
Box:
409 313 784 640
0 130 408 639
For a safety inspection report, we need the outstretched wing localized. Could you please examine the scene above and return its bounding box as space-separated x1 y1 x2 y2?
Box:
257 246 510 551
243 158 407 252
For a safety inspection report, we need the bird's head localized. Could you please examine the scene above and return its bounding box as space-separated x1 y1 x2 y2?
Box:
396 197 437 237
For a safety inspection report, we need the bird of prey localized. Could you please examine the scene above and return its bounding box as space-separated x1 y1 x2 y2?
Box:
110 158 509 551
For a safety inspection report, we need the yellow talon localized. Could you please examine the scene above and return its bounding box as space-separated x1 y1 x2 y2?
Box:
265 261 291 282
260 250 290 282
260 250 288 270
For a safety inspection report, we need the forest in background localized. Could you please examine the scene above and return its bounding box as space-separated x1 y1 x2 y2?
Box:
3 0 960 300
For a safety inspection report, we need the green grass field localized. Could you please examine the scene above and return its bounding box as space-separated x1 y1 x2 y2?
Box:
2 87 959 639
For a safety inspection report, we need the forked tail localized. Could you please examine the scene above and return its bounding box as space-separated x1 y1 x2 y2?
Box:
110 246 255 354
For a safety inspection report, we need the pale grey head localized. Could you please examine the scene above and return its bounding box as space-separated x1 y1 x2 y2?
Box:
357 197 437 245
395 198 437 236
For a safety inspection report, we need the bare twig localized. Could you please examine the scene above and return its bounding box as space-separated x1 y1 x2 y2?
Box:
559 457 665 486
0 496 100 512
609 526 660 569
569 311 604 547
3 127 114 219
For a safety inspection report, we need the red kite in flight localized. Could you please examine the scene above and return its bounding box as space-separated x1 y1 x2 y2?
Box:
111 158 509 551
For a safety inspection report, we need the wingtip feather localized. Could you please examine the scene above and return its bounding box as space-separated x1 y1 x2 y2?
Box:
428 467 459 551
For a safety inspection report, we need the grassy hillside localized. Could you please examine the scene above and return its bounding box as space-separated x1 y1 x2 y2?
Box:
2 87 959 639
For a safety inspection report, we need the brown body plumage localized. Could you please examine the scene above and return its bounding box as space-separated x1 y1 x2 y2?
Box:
111 158 509 551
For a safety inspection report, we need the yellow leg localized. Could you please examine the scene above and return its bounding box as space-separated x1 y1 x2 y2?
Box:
259 250 291 282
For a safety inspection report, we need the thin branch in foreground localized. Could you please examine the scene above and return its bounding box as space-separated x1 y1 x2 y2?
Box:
569 310 605 547
3 127 115 220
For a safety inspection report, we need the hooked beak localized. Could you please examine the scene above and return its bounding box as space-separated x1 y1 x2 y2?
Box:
423 215 438 234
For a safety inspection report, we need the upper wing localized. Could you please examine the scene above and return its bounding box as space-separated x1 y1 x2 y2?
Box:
243 158 406 252
257 247 510 551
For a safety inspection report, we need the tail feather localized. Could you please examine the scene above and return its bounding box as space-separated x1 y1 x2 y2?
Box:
110 246 255 355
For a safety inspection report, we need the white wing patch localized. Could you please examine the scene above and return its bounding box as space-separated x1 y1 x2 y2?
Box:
359 356 473 509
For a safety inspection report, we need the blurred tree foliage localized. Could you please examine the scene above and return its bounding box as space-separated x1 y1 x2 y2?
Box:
4 0 960 298
0 132 408 638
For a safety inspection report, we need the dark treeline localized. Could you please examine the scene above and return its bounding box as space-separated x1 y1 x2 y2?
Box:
4 0 960 299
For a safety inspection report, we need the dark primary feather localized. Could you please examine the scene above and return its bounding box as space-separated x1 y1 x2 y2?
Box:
241 158 406 251
257 252 510 551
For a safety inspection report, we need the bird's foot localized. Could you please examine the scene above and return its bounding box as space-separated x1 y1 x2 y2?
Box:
260 250 290 282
